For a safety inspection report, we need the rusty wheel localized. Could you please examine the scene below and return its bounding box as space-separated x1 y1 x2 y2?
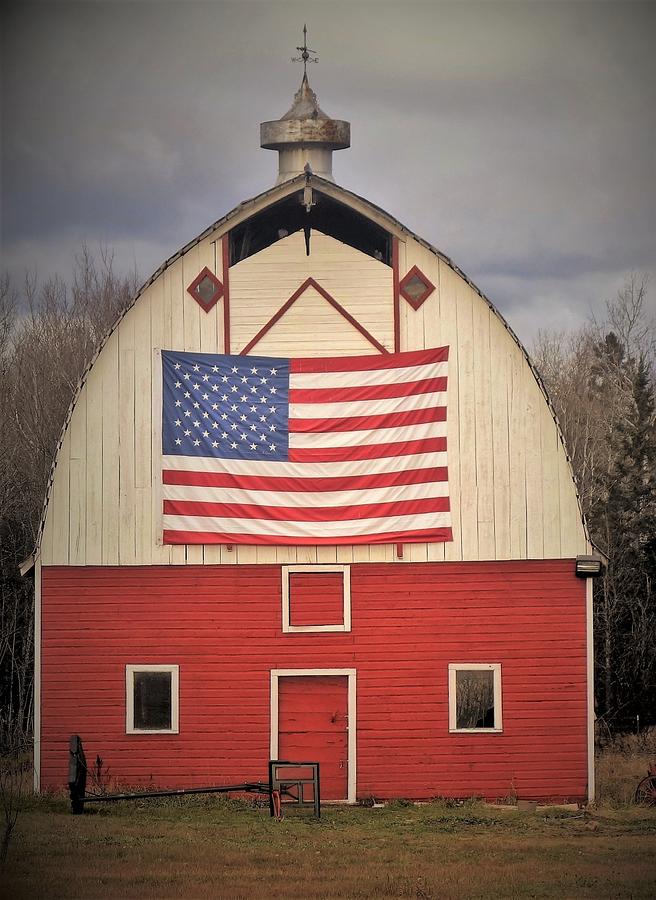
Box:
634 774 656 806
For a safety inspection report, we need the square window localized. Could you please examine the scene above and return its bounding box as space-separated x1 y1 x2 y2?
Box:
282 565 351 633
448 663 502 733
126 665 179 734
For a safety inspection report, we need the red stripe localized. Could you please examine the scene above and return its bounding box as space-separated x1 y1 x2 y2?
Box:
289 376 447 403
288 436 447 463
290 405 446 433
164 496 450 523
163 466 449 492
163 527 454 546
290 346 448 374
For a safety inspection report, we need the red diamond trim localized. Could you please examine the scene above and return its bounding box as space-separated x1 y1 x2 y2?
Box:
187 266 224 313
399 265 435 311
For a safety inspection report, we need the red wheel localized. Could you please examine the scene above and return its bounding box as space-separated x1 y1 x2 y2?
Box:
634 775 656 806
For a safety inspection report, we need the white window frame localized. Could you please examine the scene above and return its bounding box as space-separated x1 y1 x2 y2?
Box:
281 564 351 633
448 663 503 733
126 664 179 734
270 668 357 804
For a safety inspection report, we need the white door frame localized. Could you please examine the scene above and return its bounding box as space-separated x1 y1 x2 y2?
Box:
270 668 357 804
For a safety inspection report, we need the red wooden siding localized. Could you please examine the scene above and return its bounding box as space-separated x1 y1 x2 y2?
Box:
288 572 344 626
40 560 588 801
278 676 348 800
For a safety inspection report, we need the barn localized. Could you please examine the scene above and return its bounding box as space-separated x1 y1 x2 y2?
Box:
31 69 598 804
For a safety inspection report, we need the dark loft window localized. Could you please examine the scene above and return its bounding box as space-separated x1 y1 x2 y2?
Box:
134 671 171 730
229 191 393 266
449 664 502 732
127 665 179 733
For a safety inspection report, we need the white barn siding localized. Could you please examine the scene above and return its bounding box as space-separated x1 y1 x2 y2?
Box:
40 187 588 566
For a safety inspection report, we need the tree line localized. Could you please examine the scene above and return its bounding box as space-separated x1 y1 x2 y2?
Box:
0 255 654 750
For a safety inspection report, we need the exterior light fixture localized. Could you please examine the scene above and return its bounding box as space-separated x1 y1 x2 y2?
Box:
575 555 604 578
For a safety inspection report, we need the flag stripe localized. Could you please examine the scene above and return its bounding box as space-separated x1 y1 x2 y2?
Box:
289 391 446 420
163 509 452 538
290 360 447 389
289 375 447 403
163 479 450 509
290 405 446 434
163 527 454 546
162 464 449 492
164 495 450 523
288 436 447 463
290 346 448 373
162 449 448 478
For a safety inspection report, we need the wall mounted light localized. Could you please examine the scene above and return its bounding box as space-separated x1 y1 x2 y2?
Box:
575 555 604 578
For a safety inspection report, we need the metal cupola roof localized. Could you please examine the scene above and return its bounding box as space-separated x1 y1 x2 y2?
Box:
260 27 350 184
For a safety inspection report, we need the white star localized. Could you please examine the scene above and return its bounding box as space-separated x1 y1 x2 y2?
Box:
269 424 277 432
202 412 209 419
269 406 276 414
193 439 201 446
174 380 182 388
259 415 267 422
270 368 277 375
212 422 219 429
193 420 201 428
211 440 219 448
193 364 200 372
211 384 219 392
230 441 237 449
260 377 268 384
222 431 228 439
202 392 209 400
174 419 182 427
184 429 191 436
202 374 210 382
250 367 258 374
240 414 247 422
270 387 277 395
250 424 257 432
250 443 257 450
221 413 228 421
183 372 191 380
183 391 191 399
211 403 219 411
175 438 182 445
222 375 228 383
240 432 247 441
231 385 238 393
241 375 248 384
211 365 219 373
260 433 267 442
250 405 257 413
231 423 238 431
175 400 182 407
250 386 258 394
230 404 238 412
231 366 238 374
221 394 228 401
269 443 276 452
203 430 209 437
174 362 181 370
193 383 200 391
193 401 200 409
184 410 191 418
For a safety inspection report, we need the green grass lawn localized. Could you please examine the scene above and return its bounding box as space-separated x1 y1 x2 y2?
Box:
3 794 656 899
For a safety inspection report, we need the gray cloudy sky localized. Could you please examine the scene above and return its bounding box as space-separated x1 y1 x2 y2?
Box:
2 0 655 344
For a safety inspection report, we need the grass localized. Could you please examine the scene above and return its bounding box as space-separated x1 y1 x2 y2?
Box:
3 739 656 899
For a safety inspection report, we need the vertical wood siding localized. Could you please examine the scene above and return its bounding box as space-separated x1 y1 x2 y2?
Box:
40 561 588 801
40 203 587 566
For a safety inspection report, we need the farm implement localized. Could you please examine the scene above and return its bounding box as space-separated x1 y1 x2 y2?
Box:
68 735 320 818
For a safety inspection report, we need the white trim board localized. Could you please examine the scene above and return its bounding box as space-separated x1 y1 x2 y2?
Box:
281 564 351 633
33 557 42 791
125 664 180 734
448 662 503 733
270 668 357 804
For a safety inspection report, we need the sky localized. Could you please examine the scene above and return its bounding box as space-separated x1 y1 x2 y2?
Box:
2 0 655 345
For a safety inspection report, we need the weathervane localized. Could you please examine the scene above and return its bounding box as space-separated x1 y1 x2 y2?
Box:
292 24 318 76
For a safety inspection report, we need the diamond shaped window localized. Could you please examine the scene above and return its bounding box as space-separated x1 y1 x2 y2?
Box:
399 266 435 310
187 267 224 312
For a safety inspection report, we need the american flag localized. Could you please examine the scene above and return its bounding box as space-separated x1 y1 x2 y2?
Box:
161 347 451 545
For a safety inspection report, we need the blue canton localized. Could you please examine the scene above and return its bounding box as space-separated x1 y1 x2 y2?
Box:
162 351 290 460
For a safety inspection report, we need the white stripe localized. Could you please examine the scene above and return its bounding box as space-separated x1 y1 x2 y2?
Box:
163 480 450 508
163 510 452 538
288 420 446 449
163 450 447 478
289 391 446 420
290 360 447 390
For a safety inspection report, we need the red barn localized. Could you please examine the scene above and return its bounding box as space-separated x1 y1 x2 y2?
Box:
32 73 597 803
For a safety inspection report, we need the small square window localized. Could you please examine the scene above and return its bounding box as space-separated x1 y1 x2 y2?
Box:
282 565 351 633
448 663 502 733
126 665 179 734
